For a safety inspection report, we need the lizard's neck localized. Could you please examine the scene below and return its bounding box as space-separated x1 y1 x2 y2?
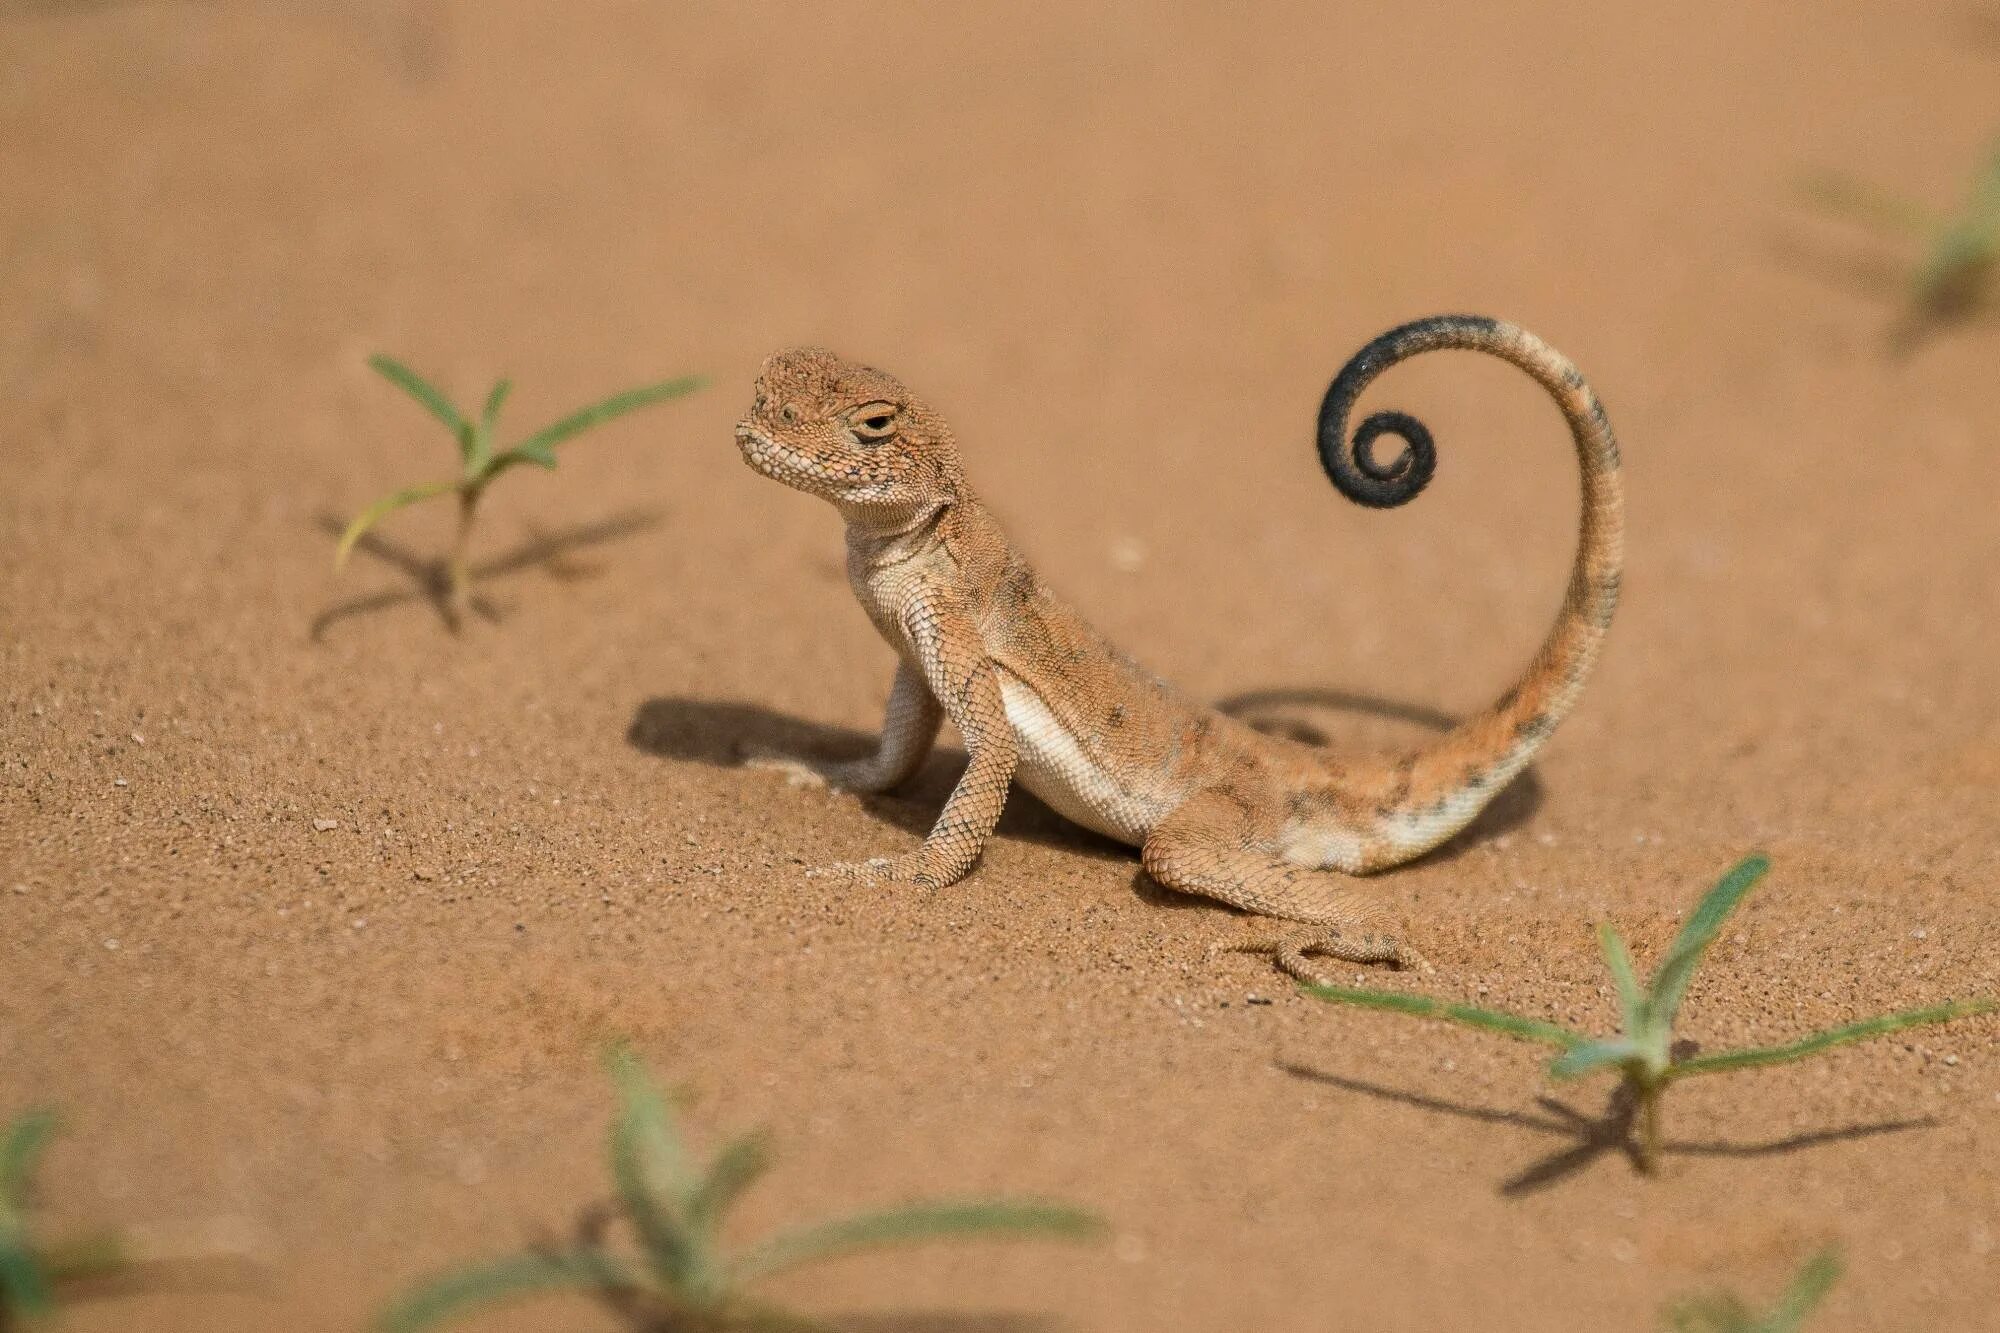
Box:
841 494 957 568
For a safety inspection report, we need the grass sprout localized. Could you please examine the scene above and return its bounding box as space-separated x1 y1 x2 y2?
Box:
378 1044 1104 1332
1304 855 1995 1172
2 1109 253 1329
1799 136 2000 339
1665 1245 1843 1333
337 357 703 625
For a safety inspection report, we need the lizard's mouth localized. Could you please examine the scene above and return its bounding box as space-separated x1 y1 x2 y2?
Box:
734 422 808 489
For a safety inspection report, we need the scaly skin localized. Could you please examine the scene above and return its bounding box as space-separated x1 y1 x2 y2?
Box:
735 316 1623 981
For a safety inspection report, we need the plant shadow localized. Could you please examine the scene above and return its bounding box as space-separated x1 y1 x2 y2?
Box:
835 1317 1058 1333
39 1228 266 1314
310 508 662 640
520 1201 1064 1333
1278 1063 1936 1196
1763 224 2000 356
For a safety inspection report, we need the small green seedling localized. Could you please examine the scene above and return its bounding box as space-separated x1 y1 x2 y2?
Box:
378 1044 1104 1332
1304 855 1995 1173
1664 1245 1842 1333
1799 136 2000 338
337 357 704 625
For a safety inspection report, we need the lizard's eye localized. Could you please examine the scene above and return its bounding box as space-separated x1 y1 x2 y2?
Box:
779 403 800 425
849 404 899 445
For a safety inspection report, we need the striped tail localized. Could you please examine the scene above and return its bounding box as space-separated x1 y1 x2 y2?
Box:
1316 315 1625 868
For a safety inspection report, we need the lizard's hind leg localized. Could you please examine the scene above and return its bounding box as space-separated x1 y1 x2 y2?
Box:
1141 789 1406 982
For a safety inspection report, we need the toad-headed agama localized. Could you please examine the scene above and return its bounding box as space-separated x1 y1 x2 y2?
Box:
734 316 1622 981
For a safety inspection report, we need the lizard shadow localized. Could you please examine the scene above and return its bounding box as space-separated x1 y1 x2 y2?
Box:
628 686 1546 870
624 697 1128 859
1278 1063 1936 1197
309 508 662 641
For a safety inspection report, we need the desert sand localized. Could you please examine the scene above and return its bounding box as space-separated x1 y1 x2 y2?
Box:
3 2 1997 1330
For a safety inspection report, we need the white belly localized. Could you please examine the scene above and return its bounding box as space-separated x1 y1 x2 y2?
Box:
996 674 1159 847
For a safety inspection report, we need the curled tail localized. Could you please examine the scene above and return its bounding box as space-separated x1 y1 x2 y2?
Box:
1316 315 1625 869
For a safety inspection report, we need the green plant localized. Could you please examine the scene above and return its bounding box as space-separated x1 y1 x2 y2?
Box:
1799 136 2000 335
337 357 704 625
378 1045 1105 1332
1665 1245 1843 1333
1303 855 1995 1173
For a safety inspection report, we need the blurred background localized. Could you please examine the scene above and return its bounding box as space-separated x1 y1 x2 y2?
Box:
3 3 1996 1332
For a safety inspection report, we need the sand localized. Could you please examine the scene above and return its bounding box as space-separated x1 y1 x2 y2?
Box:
3 2 1997 1329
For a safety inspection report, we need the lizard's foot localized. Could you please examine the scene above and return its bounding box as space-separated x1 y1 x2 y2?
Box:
745 750 903 796
744 751 838 790
1226 925 1430 986
803 851 947 890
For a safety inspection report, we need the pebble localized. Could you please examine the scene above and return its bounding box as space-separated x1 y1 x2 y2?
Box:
312 818 340 832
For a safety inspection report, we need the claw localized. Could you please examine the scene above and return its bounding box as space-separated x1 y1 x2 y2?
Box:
804 854 910 882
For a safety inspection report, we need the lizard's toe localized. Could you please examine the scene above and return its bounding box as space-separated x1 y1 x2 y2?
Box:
745 752 834 789
1231 924 1409 985
806 853 939 886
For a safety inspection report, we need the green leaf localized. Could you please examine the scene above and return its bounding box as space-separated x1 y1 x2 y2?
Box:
375 1249 627 1333
1301 985 1583 1049
369 356 468 440
1598 924 1648 1036
729 1200 1104 1286
483 441 559 480
1646 854 1770 1031
1765 1245 1842 1333
1673 999 1996 1078
603 1043 700 1288
467 380 511 473
0 1111 58 1210
334 481 460 569
479 379 512 437
689 1130 774 1235
0 1233 55 1318
511 375 706 458
1547 1036 1642 1082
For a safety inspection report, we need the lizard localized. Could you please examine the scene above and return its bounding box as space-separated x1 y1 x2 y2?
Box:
733 315 1623 981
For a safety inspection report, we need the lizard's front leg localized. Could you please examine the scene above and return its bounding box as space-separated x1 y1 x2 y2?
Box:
751 660 943 794
823 592 1018 890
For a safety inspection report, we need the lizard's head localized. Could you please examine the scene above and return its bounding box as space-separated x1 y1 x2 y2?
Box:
736 348 963 521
